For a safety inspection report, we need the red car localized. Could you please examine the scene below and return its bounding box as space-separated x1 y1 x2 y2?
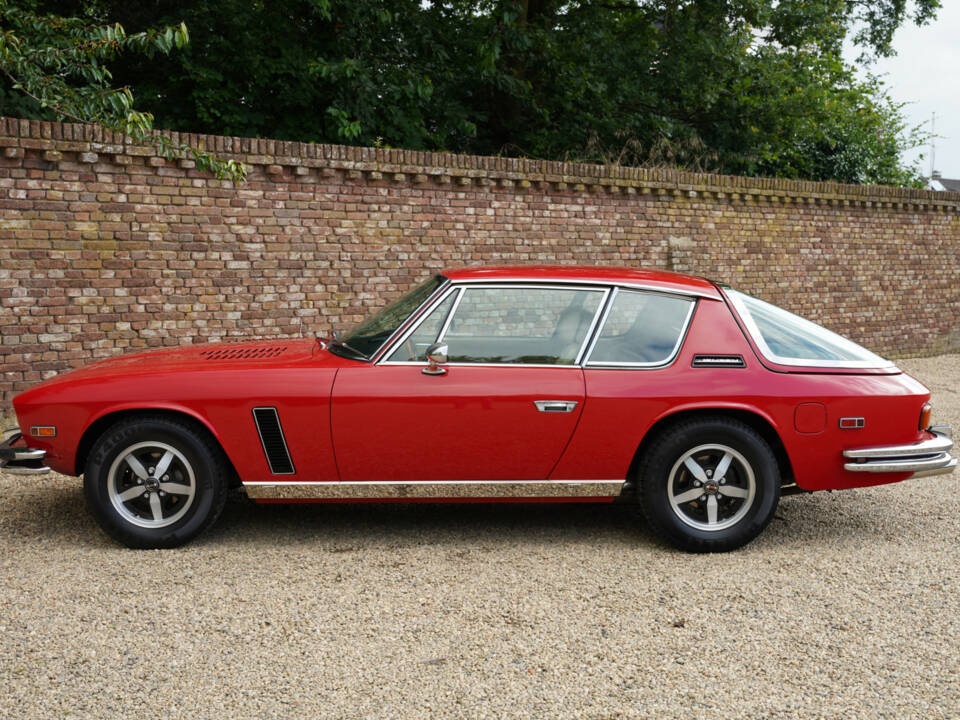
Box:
2 266 955 551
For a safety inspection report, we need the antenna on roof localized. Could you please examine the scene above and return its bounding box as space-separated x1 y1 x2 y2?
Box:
930 112 936 178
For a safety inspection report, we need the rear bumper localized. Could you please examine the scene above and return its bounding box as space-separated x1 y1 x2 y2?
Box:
843 426 956 479
0 428 51 475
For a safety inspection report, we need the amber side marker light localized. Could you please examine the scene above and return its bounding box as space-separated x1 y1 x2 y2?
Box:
30 426 56 438
919 403 932 430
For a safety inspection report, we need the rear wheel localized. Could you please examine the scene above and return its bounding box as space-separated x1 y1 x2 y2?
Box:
84 416 229 548
637 417 780 552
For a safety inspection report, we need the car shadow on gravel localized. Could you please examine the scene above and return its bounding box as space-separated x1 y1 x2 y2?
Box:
200 495 658 550
199 491 903 552
1 477 927 552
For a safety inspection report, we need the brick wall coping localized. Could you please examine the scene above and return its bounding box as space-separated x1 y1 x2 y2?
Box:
2 115 958 210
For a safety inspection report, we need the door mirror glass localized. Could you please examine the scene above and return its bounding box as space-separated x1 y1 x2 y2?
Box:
423 342 449 375
425 342 448 365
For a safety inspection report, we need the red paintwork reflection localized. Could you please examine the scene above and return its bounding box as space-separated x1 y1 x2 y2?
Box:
332 365 584 481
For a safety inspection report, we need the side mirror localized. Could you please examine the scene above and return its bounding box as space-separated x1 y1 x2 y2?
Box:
422 342 448 376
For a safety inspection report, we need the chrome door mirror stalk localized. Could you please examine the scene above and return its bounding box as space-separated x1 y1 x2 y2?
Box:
422 342 449 375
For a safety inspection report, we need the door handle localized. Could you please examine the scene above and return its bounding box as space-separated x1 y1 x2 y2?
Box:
534 400 579 413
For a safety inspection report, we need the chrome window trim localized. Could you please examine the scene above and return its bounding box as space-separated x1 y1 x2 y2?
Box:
580 286 619 366
368 276 452 363
378 282 608 367
573 288 611 365
380 285 462 364
582 288 697 370
449 276 714 299
725 289 898 370
436 287 465 341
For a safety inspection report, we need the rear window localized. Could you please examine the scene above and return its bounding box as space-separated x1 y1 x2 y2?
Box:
726 290 892 368
586 290 695 366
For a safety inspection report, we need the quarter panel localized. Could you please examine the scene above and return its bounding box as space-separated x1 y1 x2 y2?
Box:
551 299 931 491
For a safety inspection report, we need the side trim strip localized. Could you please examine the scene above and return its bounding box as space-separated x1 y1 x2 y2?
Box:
243 479 625 500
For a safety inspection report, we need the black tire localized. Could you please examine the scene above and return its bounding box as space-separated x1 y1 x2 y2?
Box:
83 415 230 549
637 416 780 552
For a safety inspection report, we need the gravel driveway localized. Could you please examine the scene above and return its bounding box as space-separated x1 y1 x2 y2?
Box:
1 355 958 719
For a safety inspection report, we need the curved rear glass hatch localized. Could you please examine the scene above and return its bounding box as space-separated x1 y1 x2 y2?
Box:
726 289 896 370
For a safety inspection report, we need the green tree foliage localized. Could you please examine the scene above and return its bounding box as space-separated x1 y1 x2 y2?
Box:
0 0 244 180
1 1 941 186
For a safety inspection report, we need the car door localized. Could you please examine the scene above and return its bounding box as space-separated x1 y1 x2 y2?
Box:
330 284 607 482
550 287 700 481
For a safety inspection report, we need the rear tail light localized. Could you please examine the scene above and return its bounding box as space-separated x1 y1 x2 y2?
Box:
919 403 932 430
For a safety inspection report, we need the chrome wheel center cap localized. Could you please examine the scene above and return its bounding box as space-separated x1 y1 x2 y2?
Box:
704 480 719 494
145 477 160 491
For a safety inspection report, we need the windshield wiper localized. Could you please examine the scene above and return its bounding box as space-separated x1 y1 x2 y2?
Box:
319 332 369 359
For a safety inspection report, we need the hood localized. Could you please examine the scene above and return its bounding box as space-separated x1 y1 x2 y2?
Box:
24 338 330 388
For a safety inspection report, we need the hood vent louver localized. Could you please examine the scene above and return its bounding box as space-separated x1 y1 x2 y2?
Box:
200 346 286 361
692 354 746 368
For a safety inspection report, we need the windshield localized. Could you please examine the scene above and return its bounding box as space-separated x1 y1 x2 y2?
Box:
726 289 893 369
337 275 446 359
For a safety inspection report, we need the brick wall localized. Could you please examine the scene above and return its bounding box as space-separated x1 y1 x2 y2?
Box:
1 116 958 406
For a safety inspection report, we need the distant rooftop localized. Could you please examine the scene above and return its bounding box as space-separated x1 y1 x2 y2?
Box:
926 171 960 192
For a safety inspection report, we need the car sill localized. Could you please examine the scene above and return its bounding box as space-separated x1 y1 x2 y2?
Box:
243 479 625 500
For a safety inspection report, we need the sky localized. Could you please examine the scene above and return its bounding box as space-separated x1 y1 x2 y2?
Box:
845 3 960 179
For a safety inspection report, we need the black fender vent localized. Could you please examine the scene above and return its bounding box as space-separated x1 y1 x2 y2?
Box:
252 407 295 475
201 346 286 361
692 354 746 368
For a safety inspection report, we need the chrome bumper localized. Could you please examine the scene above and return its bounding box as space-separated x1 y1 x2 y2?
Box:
843 427 956 479
0 428 51 475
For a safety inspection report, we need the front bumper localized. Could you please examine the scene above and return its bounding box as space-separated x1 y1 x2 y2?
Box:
843 426 956 479
0 428 51 475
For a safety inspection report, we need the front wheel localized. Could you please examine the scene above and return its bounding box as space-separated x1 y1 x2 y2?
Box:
637 417 781 552
84 415 230 549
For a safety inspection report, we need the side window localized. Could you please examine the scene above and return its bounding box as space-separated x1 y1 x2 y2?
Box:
587 290 694 365
385 291 458 362
442 287 603 365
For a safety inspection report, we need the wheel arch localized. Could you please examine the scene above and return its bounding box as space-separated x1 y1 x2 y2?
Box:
628 406 795 487
74 406 239 483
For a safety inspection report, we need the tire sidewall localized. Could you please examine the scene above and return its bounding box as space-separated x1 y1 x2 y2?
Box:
641 420 780 551
84 419 220 548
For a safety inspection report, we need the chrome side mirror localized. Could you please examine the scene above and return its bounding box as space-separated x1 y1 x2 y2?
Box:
422 342 448 376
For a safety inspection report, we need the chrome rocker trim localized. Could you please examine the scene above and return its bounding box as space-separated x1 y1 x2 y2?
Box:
244 479 625 500
0 429 51 475
843 429 956 479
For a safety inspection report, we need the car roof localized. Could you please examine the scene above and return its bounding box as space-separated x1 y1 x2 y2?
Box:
441 265 722 299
